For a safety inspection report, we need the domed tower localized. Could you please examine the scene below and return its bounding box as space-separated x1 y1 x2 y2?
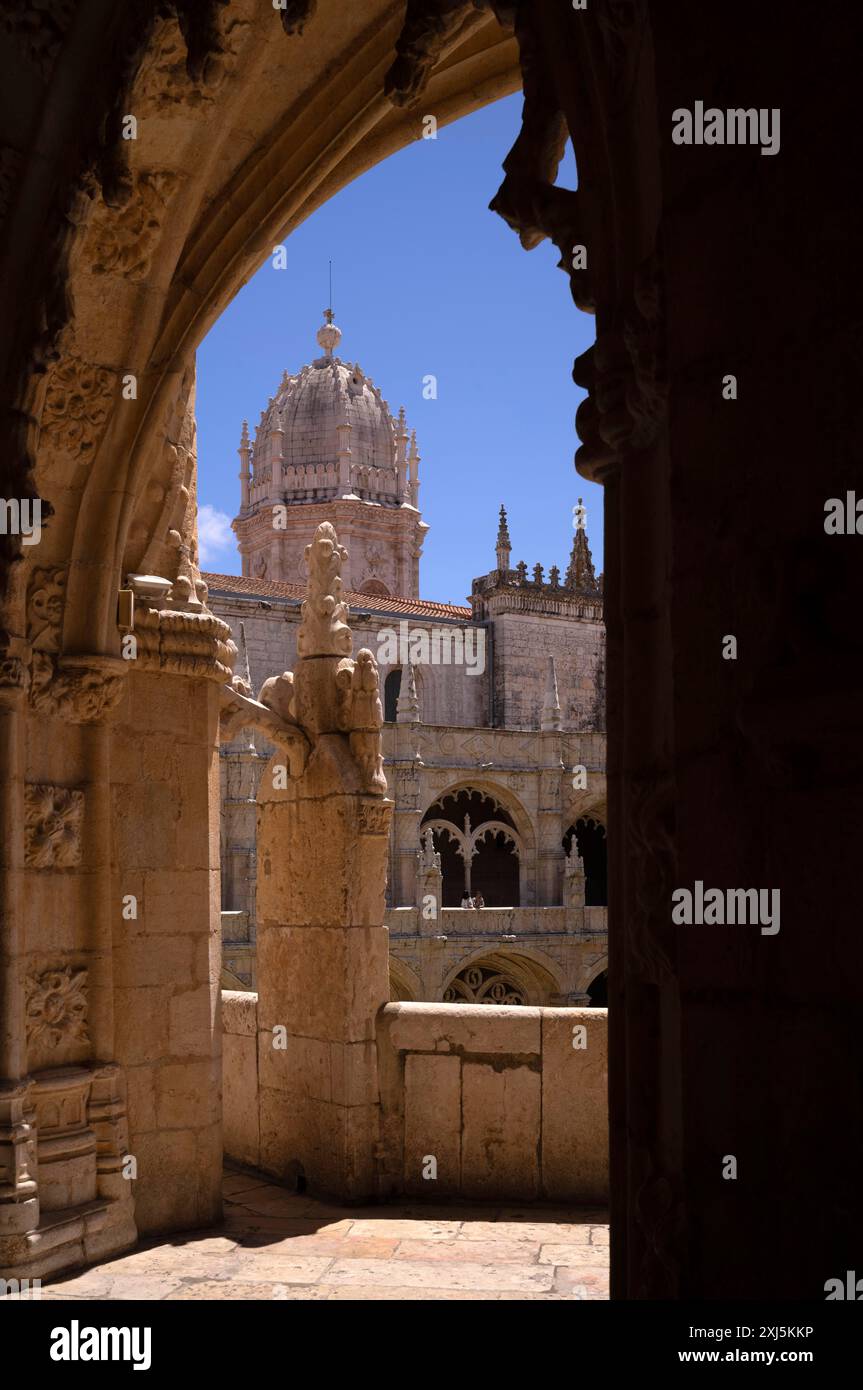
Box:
232 311 428 598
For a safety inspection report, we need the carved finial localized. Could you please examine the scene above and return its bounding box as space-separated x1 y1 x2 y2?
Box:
515 560 528 583
533 562 544 585
549 564 560 588
541 655 562 732
240 420 250 450
566 837 585 878
496 504 511 570
316 308 342 358
418 827 441 874
297 522 352 658
396 660 419 723
565 504 599 594
229 620 253 697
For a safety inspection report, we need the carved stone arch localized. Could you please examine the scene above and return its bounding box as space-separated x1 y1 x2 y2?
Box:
419 783 530 911
388 956 422 1004
421 779 535 854
440 945 563 1008
7 5 520 672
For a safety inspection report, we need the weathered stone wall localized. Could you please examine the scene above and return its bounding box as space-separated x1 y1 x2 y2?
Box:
211 594 489 731
222 992 608 1204
491 612 606 733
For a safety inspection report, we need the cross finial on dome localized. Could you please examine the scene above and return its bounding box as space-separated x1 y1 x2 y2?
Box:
316 308 342 358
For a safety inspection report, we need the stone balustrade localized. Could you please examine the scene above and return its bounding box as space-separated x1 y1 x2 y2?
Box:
386 905 608 937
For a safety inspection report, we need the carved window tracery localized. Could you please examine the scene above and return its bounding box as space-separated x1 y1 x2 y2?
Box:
443 963 527 1006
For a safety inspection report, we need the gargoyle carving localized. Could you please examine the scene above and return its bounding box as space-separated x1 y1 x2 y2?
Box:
220 523 388 797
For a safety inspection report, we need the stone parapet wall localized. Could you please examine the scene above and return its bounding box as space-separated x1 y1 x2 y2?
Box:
376 1004 607 1203
388 905 569 937
222 991 260 1170
221 992 607 1204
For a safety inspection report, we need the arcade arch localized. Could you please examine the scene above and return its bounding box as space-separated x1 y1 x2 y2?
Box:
422 784 531 907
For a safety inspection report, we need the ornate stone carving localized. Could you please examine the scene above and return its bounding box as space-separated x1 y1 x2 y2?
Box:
26 581 128 722
418 826 441 873
24 569 128 721
135 603 237 684
135 13 251 113
0 628 30 701
24 784 84 868
385 1 515 108
337 648 387 795
83 169 181 281
27 566 65 652
297 524 352 659
444 963 526 1006
25 967 89 1049
40 354 115 461
359 801 391 835
31 662 126 723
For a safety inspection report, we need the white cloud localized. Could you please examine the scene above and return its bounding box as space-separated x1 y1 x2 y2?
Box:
197 504 234 567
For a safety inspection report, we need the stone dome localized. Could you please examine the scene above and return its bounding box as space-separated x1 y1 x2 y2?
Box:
251 314 398 482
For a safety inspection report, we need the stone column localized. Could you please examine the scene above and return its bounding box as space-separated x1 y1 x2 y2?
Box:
416 828 442 935
255 523 392 1199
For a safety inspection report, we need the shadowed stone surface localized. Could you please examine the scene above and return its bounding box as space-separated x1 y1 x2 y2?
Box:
8 1169 608 1302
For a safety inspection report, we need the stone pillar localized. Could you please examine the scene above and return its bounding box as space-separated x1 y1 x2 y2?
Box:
255 523 392 1199
337 416 352 497
270 414 284 496
416 828 442 935
563 840 586 932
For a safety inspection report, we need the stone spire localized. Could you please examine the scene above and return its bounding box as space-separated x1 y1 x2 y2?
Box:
565 497 599 593
541 655 562 731
238 420 251 510
316 306 342 359
408 429 420 507
496 504 511 570
396 660 419 723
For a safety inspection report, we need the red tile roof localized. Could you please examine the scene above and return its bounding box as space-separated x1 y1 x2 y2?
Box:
202 572 473 621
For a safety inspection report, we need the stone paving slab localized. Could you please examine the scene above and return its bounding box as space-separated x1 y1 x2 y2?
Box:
20 1169 609 1302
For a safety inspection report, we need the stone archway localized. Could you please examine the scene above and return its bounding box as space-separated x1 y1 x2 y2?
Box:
421 783 533 906
440 946 563 1007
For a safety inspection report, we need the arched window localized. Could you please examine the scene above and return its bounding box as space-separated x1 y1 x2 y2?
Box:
359 579 391 598
422 787 520 907
383 668 401 722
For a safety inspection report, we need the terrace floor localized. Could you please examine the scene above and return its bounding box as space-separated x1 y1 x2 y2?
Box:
31 1167 610 1301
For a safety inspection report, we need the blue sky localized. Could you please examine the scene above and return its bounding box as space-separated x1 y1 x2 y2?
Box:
195 92 601 605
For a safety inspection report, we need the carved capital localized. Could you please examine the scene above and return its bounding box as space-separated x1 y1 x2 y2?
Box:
30 654 127 724
134 603 236 684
